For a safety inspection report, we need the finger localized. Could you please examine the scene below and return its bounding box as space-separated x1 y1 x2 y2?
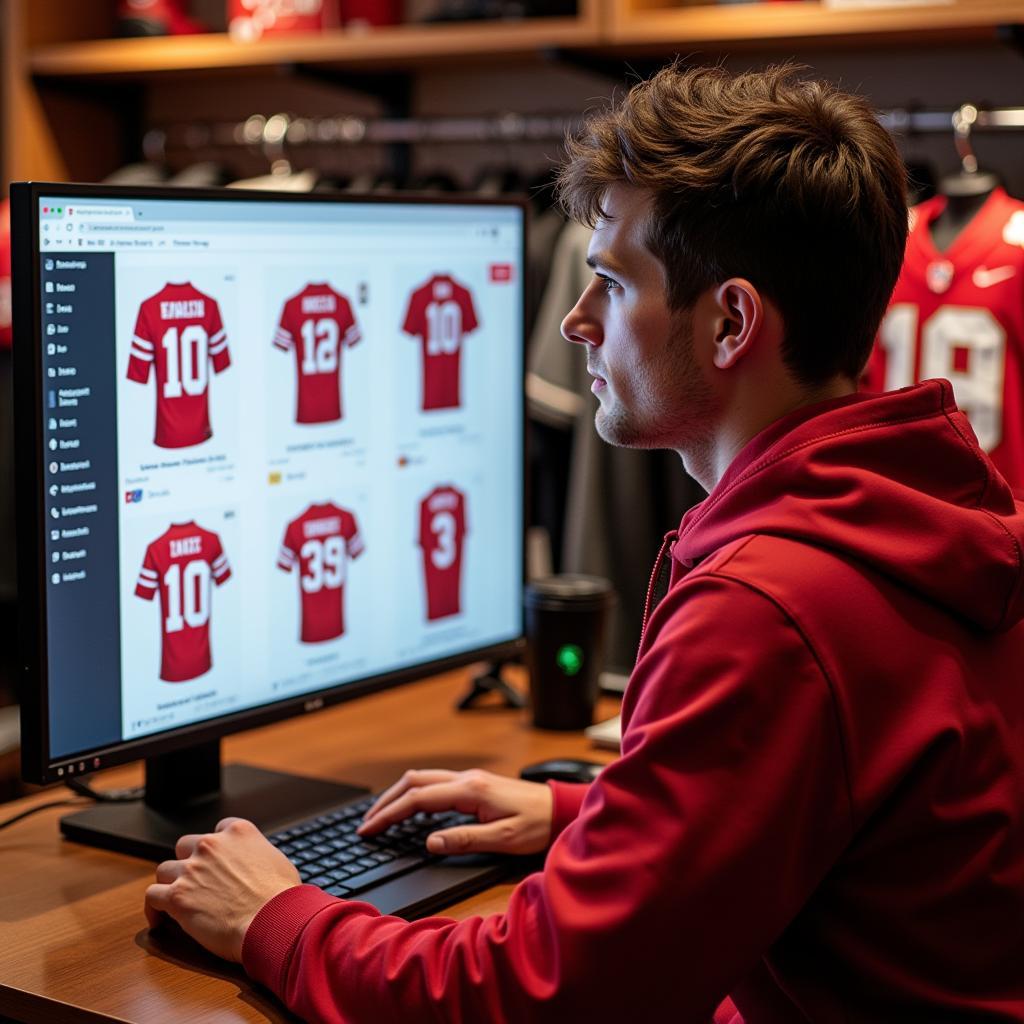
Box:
155 859 185 884
144 893 165 930
426 820 514 856
359 779 477 836
361 770 458 824
145 882 173 922
174 832 205 859
215 816 252 833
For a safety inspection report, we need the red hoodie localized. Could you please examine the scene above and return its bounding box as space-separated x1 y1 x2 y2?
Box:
243 380 1024 1022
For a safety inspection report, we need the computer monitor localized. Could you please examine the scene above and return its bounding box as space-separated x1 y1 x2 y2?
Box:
12 182 525 860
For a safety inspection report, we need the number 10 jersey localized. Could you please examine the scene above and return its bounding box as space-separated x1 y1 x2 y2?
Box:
127 282 231 448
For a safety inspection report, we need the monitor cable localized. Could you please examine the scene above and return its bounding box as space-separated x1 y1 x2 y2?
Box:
0 776 144 832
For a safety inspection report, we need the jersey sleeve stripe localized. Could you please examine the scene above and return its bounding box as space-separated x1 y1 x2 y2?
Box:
209 337 229 355
131 335 154 351
212 555 228 570
129 346 155 362
139 567 158 580
273 336 292 351
344 326 361 344
135 576 158 590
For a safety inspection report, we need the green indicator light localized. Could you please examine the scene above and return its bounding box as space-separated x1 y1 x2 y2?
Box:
555 644 584 677
57 208 62 214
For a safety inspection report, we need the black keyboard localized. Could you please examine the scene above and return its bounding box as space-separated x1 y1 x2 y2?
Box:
267 795 475 900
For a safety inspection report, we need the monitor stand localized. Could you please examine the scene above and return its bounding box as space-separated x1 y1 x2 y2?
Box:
60 739 369 862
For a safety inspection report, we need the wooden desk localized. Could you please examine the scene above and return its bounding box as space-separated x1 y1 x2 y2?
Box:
0 669 620 1023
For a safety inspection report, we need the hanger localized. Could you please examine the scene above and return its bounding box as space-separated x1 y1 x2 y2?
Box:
938 104 1000 199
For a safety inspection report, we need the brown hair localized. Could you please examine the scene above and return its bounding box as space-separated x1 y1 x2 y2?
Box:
557 62 908 385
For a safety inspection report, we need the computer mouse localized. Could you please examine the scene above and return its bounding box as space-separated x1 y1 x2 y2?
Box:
519 758 605 784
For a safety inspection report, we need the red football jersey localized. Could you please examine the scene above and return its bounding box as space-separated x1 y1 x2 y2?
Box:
278 502 364 643
418 485 467 621
274 283 361 424
135 521 231 682
866 188 1024 492
402 274 479 411
127 282 231 448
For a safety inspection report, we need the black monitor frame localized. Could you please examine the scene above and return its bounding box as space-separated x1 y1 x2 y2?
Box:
13 183 527 837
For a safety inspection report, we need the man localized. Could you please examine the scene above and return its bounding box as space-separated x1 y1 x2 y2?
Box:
145 63 1024 1022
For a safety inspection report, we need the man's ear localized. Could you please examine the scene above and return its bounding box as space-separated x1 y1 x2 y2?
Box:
712 279 764 370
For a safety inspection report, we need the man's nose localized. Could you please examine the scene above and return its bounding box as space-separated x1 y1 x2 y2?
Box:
561 297 601 348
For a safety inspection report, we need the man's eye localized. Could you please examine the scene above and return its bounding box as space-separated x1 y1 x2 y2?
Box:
598 275 620 292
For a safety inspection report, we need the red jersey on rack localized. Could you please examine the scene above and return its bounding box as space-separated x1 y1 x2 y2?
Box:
418 485 467 621
865 188 1024 492
278 502 364 643
127 282 231 448
135 521 231 682
402 274 479 411
274 283 361 424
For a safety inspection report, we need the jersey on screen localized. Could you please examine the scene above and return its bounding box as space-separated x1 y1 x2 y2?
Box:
865 189 1024 493
278 502 364 642
135 521 231 682
402 274 479 411
274 283 361 424
418 484 467 621
127 282 231 448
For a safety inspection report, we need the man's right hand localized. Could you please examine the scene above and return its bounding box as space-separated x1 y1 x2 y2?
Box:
357 769 554 856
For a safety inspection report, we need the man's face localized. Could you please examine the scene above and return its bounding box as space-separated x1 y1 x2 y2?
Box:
560 184 717 452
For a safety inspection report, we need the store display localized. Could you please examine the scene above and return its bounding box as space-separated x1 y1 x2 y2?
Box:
278 502 364 643
227 0 341 41
135 521 232 682
419 485 467 621
127 282 231 449
116 0 208 36
273 282 361 424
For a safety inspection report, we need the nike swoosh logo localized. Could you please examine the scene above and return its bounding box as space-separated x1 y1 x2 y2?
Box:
973 265 1016 288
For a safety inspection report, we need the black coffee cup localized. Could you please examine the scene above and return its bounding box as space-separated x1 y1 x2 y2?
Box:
524 575 616 730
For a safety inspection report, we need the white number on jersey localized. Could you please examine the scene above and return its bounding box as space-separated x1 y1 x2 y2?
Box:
300 536 346 593
425 300 461 357
299 318 340 375
879 303 1007 451
430 511 457 569
161 324 209 399
164 560 211 633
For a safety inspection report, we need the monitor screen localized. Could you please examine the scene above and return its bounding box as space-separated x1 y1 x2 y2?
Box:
15 185 525 783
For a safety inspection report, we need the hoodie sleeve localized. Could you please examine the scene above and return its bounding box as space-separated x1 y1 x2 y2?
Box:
242 573 853 1024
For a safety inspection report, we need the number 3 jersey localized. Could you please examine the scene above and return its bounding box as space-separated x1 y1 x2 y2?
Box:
274 283 361 424
278 502 364 643
418 485 467 621
865 188 1024 492
127 282 231 448
135 522 232 682
402 274 479 411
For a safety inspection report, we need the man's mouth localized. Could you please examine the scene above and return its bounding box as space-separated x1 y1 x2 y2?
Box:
588 366 607 392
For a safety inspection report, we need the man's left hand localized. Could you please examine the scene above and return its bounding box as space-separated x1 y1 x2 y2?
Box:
144 817 301 962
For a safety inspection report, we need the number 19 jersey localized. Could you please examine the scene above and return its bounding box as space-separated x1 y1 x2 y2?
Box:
127 282 231 448
274 283 361 424
865 188 1024 492
278 502 364 643
135 521 231 682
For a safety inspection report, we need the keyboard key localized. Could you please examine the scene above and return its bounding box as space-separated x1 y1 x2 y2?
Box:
326 884 352 898
344 855 425 893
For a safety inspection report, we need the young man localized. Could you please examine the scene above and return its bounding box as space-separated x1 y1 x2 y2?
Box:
145 64 1024 1022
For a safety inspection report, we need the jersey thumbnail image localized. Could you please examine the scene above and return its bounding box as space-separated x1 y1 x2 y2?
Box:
419 484 467 621
274 282 361 424
135 521 231 682
402 274 479 411
278 501 365 643
127 282 231 448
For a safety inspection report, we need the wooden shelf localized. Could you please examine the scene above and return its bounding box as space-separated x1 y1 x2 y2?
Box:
28 16 602 79
605 0 1024 50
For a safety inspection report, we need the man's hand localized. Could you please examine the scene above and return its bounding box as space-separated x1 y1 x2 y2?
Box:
144 817 301 962
358 769 554 856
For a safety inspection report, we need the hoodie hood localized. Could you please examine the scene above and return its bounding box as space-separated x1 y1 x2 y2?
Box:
674 379 1024 632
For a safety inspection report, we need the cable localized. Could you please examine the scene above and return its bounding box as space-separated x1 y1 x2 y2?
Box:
0 799 87 831
66 776 145 803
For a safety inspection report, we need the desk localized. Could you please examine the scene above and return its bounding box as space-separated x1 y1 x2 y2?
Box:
0 669 620 1023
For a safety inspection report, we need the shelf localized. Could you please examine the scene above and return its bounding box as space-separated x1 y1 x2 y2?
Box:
605 0 1024 50
28 16 602 79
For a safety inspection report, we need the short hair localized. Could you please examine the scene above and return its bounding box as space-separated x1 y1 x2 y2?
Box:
556 62 908 385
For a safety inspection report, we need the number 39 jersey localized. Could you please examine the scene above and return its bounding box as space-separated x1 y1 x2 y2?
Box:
402 274 479 411
418 485 467 621
127 282 231 448
278 502 364 643
274 283 361 424
135 522 231 683
865 188 1024 492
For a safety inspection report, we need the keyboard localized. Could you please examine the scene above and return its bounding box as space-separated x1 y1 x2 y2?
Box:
268 794 477 901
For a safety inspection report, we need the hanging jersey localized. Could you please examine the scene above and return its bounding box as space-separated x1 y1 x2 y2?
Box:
278 502 364 642
865 188 1024 492
135 521 231 682
274 283 361 423
402 274 479 411
418 485 467 621
127 282 230 448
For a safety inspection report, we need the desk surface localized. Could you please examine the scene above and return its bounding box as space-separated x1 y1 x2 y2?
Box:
0 669 619 1023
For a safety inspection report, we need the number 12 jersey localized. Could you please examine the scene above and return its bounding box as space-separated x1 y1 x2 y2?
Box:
127 282 231 448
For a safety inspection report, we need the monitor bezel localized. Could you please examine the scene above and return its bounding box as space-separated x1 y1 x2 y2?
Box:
13 181 529 786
